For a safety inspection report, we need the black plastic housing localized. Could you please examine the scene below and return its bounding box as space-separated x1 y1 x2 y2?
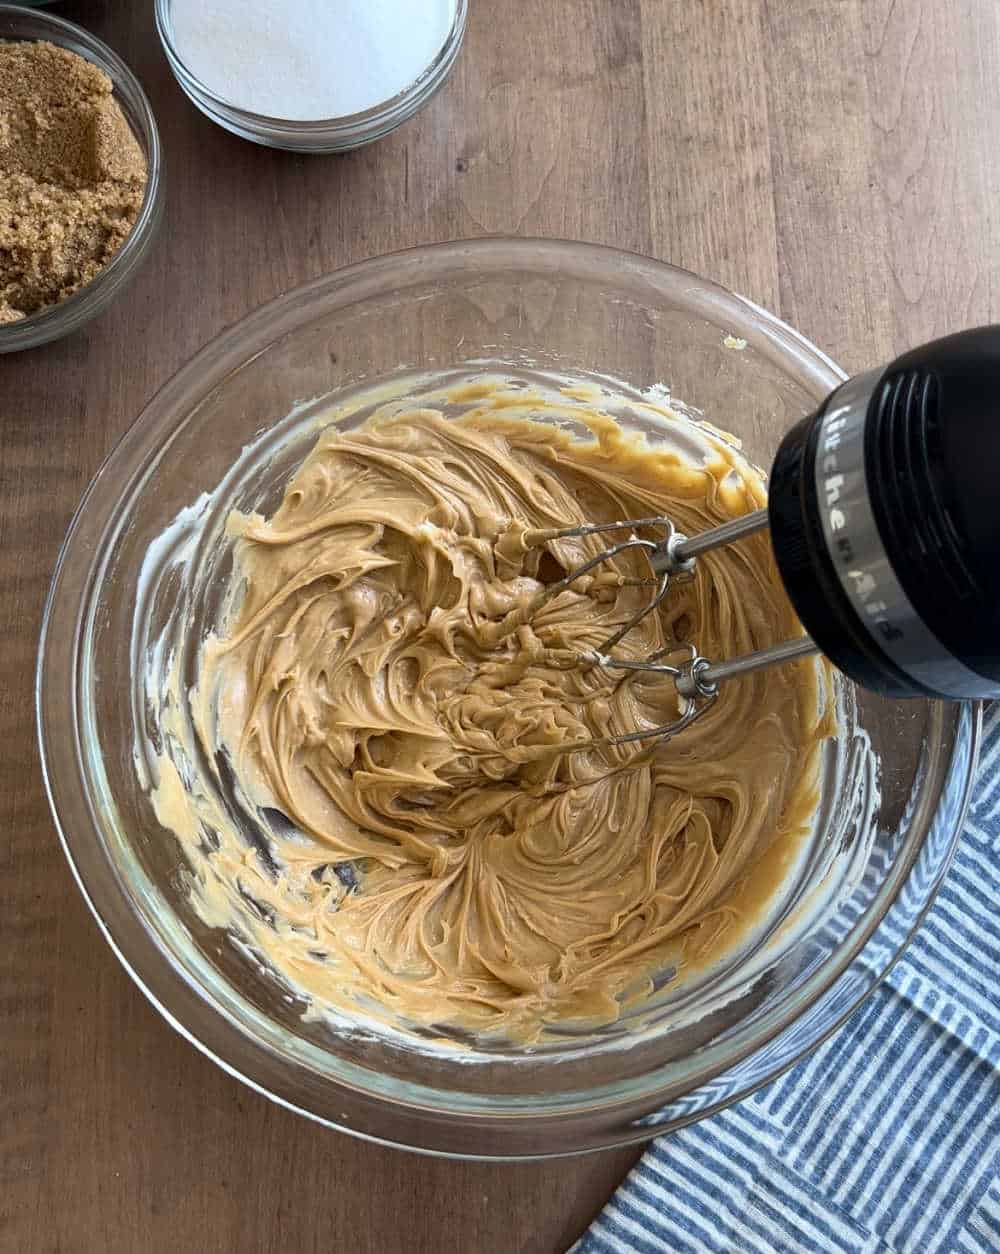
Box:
866 327 1000 682
767 327 1000 700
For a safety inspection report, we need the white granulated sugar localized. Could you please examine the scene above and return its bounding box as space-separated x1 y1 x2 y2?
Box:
169 0 457 121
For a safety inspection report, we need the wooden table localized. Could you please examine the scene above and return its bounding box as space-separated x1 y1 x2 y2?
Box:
4 2 997 1250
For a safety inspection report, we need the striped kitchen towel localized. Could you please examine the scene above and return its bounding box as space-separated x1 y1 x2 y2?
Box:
578 704 1000 1254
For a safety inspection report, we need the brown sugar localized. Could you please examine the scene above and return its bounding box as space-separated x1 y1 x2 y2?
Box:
0 39 149 324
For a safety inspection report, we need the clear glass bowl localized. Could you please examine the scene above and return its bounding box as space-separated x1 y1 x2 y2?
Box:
0 5 163 353
154 0 468 153
37 240 978 1158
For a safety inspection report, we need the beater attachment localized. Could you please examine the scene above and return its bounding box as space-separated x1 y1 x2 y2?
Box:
523 510 817 746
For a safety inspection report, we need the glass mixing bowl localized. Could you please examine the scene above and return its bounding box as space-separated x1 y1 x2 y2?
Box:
37 240 978 1158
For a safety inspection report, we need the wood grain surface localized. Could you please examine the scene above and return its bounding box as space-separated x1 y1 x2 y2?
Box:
3 1 999 1251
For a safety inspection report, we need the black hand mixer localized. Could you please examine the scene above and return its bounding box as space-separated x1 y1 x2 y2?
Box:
522 326 1000 745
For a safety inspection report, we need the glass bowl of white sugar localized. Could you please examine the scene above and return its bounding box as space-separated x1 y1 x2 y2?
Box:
155 0 467 152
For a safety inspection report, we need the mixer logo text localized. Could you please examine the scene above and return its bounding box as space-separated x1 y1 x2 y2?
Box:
821 412 852 560
820 408 904 645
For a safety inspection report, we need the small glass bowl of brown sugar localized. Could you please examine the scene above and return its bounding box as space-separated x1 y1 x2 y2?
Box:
0 6 163 353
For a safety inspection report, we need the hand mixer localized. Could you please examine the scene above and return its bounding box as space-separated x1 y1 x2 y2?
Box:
523 326 1000 745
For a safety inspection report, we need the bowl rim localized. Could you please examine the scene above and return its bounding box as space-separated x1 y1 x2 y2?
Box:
0 3 164 351
35 238 981 1156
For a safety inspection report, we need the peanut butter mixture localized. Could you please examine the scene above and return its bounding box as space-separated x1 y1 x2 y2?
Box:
155 390 832 1040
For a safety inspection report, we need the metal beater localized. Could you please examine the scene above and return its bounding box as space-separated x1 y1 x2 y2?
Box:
524 327 1000 745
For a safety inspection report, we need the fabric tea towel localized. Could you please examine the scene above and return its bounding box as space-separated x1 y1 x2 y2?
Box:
578 705 1000 1254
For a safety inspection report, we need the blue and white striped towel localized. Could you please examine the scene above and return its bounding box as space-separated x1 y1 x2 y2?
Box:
579 705 1000 1254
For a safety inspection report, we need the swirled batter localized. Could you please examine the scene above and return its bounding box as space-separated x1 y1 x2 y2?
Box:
153 384 834 1040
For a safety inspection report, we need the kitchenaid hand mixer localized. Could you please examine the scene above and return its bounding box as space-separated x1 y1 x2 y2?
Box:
523 326 1000 745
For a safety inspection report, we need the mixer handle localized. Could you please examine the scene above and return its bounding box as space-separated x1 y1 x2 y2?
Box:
768 326 1000 701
